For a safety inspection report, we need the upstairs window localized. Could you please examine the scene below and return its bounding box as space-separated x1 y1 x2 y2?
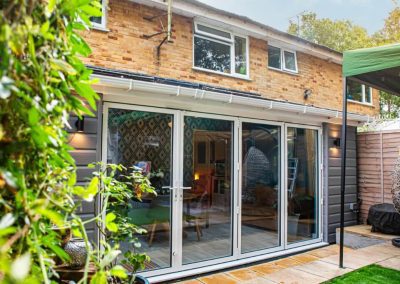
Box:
193 22 249 78
90 0 107 30
268 45 298 73
347 81 372 104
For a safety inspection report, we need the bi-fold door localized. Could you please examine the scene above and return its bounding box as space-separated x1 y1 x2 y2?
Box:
102 103 322 278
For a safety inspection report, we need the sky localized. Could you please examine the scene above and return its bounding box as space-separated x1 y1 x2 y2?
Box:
197 0 395 35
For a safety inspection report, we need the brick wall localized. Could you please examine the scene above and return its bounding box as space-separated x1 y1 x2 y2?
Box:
81 0 379 117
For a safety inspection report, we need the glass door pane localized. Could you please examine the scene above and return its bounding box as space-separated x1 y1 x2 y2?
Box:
182 116 234 264
287 127 319 244
107 108 174 271
241 122 281 253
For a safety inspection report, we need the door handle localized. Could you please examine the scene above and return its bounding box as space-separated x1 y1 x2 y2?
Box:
180 186 192 199
161 186 179 201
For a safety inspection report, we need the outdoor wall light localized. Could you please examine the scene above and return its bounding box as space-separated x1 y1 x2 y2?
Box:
333 137 341 148
75 117 85 133
304 89 312 99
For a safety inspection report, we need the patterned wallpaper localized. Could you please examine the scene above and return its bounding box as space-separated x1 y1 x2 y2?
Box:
107 109 234 188
108 108 173 187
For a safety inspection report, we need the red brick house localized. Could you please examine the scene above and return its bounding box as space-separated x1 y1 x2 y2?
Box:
70 0 379 281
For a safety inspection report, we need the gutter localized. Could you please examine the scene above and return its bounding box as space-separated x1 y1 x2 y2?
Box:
90 72 369 123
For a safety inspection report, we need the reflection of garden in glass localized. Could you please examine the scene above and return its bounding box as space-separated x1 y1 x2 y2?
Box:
347 80 363 102
107 108 174 271
194 37 231 73
241 123 281 253
287 127 319 244
235 36 247 75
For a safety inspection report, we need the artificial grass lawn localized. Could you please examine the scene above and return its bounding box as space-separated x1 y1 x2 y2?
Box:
325 264 400 284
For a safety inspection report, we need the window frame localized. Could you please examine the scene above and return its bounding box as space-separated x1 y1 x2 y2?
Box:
193 21 250 79
347 83 373 105
268 45 298 74
90 0 107 31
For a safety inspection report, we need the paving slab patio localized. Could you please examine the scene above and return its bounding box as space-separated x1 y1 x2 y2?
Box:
378 255 400 270
173 242 400 284
293 260 353 279
263 267 327 284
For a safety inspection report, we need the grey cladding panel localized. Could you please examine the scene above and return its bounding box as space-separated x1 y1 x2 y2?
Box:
71 150 97 166
68 134 98 150
68 101 102 245
325 123 358 243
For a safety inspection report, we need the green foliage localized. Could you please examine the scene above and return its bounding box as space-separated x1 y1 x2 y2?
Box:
373 6 400 44
0 2 152 283
89 163 156 283
0 0 102 283
375 4 400 118
288 5 400 118
380 91 400 119
287 12 372 52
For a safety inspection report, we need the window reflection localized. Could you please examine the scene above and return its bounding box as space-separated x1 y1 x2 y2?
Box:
287 127 318 244
194 37 231 73
241 123 280 253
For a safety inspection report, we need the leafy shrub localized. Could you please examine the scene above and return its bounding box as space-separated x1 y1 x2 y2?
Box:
88 163 156 283
0 1 118 283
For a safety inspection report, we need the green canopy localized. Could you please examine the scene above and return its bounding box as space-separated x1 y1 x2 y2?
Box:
339 42 400 269
343 43 400 96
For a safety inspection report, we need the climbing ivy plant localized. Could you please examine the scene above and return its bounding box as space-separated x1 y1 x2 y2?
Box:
0 0 105 283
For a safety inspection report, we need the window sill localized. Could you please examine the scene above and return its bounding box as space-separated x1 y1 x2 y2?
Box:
192 67 251 81
91 25 109 32
348 99 374 107
268 67 299 76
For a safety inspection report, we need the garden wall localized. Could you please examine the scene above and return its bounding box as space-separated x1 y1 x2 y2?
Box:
357 130 400 224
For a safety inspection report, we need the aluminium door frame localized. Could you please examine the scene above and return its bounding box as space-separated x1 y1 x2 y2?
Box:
284 123 323 250
102 102 325 278
237 117 286 259
176 110 239 272
102 102 182 278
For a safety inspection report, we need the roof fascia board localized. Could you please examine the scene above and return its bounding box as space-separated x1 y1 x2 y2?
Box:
91 73 368 124
131 0 342 64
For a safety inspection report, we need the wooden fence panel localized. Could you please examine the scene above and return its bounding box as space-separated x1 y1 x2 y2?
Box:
357 130 400 223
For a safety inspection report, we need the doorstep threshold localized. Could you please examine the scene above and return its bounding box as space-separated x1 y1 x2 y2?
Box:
147 241 328 283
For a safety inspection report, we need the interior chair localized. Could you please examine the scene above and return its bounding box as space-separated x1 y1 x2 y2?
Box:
184 190 210 241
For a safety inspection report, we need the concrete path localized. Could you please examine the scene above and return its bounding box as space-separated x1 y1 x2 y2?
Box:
174 242 400 284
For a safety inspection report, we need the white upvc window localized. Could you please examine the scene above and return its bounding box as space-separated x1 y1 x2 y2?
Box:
193 22 249 79
90 0 107 30
347 80 372 104
268 45 298 73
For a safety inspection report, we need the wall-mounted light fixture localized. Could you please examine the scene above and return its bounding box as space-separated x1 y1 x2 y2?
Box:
75 117 85 133
333 137 341 148
304 89 312 100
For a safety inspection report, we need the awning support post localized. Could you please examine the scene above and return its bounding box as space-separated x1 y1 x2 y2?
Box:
339 77 348 268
